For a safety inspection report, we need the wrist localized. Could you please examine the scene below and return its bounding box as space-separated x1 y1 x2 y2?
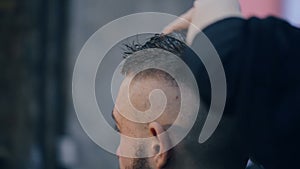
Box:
187 0 242 44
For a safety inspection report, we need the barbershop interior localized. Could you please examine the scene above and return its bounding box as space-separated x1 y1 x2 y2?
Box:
1 0 299 169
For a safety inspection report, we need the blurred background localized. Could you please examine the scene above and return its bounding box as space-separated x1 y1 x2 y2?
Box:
0 0 299 169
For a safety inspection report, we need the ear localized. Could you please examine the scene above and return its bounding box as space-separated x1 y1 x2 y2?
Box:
149 122 171 169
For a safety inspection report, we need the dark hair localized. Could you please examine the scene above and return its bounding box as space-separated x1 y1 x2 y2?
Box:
121 33 191 83
123 33 187 59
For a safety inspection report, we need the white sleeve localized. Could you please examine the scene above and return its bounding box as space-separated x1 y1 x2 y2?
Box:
187 0 243 44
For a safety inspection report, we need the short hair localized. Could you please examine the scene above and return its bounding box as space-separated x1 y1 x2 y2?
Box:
121 34 190 87
122 34 186 59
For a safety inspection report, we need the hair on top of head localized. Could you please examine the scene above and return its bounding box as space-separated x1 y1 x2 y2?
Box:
120 33 193 87
121 33 190 76
121 33 188 76
122 33 187 59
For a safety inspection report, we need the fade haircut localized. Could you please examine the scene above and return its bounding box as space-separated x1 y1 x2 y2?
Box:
121 34 189 86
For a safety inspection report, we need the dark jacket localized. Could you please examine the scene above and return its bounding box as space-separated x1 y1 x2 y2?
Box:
190 17 300 169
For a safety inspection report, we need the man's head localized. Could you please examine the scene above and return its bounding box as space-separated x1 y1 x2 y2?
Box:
112 34 202 169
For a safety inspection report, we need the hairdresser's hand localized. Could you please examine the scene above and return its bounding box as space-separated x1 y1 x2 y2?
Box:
163 0 242 45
